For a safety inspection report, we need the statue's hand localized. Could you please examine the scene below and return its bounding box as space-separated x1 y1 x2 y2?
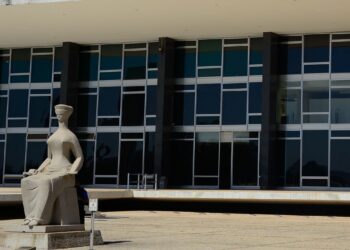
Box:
68 171 78 175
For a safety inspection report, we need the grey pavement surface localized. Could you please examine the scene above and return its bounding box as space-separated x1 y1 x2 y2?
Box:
1 211 350 249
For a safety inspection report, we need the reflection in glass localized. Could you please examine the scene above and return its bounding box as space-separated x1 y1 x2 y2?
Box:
196 84 221 114
222 91 247 125
302 130 328 177
223 46 248 76
249 83 262 113
77 140 95 185
198 40 222 67
29 96 50 127
0 97 7 128
173 92 194 125
303 80 329 113
0 142 3 183
79 52 99 81
331 88 350 123
31 55 53 83
195 132 219 176
332 42 350 73
121 94 145 126
11 49 30 73
0 56 9 83
95 133 119 175
100 44 122 70
5 134 26 174
331 139 350 187
26 141 47 171
144 133 155 174
304 35 329 62
175 47 196 78
169 140 193 186
279 88 301 124
277 139 300 186
279 43 302 75
77 94 97 127
8 90 28 118
119 140 143 185
98 87 121 116
123 50 146 80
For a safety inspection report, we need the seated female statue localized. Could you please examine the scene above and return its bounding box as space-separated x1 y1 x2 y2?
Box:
21 104 83 226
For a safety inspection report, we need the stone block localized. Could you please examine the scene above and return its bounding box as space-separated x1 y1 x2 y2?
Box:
7 224 85 233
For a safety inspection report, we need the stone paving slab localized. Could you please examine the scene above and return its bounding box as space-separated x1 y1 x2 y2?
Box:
0 211 350 249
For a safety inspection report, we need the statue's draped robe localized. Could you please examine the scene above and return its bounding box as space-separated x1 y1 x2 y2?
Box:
21 132 76 224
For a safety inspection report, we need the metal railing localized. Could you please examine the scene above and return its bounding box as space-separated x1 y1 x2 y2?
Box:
127 173 158 190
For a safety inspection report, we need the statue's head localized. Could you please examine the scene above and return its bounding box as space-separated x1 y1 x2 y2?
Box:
55 104 73 123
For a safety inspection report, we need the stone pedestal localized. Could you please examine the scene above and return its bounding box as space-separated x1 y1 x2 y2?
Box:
0 225 103 249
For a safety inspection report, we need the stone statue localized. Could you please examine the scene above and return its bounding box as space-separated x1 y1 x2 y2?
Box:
21 104 84 227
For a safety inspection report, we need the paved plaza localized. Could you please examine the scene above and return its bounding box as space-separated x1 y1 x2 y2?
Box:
0 210 350 249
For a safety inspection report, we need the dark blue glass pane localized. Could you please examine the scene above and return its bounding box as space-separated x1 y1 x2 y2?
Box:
304 64 329 73
5 133 26 174
332 130 350 137
279 44 302 74
100 44 122 70
29 96 50 127
196 116 220 125
26 141 47 171
223 46 248 77
174 92 194 125
169 140 193 186
280 89 301 124
8 119 26 127
77 140 94 185
51 118 58 127
175 84 195 91
249 115 261 124
79 53 98 81
123 50 146 80
331 88 350 123
304 35 329 62
332 42 350 73
146 85 157 115
148 70 158 79
250 38 263 65
31 55 53 83
11 49 30 73
302 130 328 176
277 139 300 187
144 132 155 174
249 83 262 113
0 56 9 84
0 142 3 183
31 89 50 95
249 66 262 75
0 97 7 128
303 80 329 113
146 117 156 125
223 83 246 89
10 75 29 83
121 94 145 126
198 68 221 77
98 87 121 116
148 42 159 69
119 140 143 185
196 84 221 114
54 47 62 72
8 89 28 117
195 132 219 175
198 39 222 67
222 91 247 125
175 48 196 78
51 88 60 115
99 71 121 80
331 139 350 187
77 94 97 127
96 133 119 175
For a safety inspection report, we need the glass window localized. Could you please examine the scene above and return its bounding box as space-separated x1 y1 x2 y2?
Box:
250 38 263 65
169 140 193 186
249 83 262 113
123 50 146 80
11 49 30 73
98 87 121 116
95 133 119 175
31 55 53 83
304 35 329 62
222 91 247 125
279 88 301 124
26 141 47 171
29 96 50 127
119 140 143 185
146 85 157 115
148 42 159 69
195 132 219 176
302 130 328 176
303 80 329 113
77 94 97 127
51 88 60 115
78 140 94 185
0 56 9 84
144 132 155 174
54 47 62 73
0 141 4 183
0 97 7 128
121 93 145 126
223 46 248 76
196 84 221 114
279 43 302 74
331 88 350 123
332 42 350 73
8 89 28 118
173 92 194 125
277 139 300 187
331 139 350 187
79 52 99 81
198 39 222 67
175 48 196 78
100 44 122 70
5 133 26 174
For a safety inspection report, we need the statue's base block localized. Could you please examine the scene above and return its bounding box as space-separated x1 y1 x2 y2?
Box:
0 226 103 249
